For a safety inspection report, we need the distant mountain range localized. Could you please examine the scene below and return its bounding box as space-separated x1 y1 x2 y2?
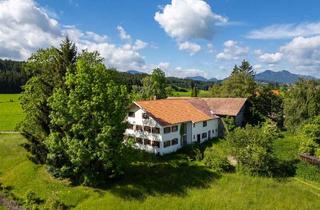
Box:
255 70 316 84
185 76 218 82
127 69 317 84
126 70 145 75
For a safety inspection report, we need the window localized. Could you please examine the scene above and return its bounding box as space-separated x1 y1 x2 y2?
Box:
152 127 160 134
128 112 135 117
164 141 171 148
142 113 149 119
164 127 171 133
144 139 151 145
136 138 143 144
171 138 178 145
144 126 151 132
212 130 214 134
128 124 134 130
203 121 207 127
202 132 207 139
136 125 143 131
193 123 196 127
152 141 160 147
172 125 178 132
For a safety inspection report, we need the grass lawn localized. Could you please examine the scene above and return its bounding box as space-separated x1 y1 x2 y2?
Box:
0 205 6 210
0 94 24 131
0 133 320 210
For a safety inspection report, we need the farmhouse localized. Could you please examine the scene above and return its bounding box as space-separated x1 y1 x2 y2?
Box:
125 98 247 155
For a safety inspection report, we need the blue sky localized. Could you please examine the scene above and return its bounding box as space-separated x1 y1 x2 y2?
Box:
1 0 320 79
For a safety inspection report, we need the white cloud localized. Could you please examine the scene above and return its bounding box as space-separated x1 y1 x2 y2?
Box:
171 67 208 78
154 0 227 41
247 22 320 40
207 43 214 53
116 25 131 41
258 52 283 64
0 0 147 71
280 36 320 71
0 0 61 60
216 40 248 60
253 64 262 71
178 41 201 55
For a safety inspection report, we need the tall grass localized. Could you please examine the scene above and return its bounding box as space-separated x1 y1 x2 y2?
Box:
0 134 320 210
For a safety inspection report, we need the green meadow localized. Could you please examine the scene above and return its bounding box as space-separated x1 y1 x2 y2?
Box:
0 133 319 210
0 94 24 131
0 94 320 209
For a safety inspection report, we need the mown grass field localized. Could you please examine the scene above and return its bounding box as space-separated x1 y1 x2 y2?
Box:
172 90 211 97
0 133 320 210
0 94 24 131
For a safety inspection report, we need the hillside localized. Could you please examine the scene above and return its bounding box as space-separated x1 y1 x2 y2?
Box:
255 70 316 84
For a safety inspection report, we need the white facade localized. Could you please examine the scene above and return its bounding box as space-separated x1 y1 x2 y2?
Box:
124 104 219 155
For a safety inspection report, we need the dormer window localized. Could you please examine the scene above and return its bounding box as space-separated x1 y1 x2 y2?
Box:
128 112 135 117
142 113 149 119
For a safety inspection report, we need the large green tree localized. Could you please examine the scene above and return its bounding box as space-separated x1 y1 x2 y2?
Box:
211 60 256 98
132 68 167 100
251 85 284 127
19 38 77 163
45 52 130 185
284 79 320 130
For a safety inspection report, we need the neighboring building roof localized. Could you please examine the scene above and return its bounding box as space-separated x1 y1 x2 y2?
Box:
168 97 247 116
135 99 216 125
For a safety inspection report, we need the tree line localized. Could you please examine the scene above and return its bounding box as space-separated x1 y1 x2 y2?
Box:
0 59 27 93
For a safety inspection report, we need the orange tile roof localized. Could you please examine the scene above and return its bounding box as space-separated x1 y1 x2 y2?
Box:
168 97 247 116
135 99 215 125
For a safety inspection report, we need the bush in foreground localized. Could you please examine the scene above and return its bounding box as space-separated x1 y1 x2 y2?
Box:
227 121 277 176
203 147 234 173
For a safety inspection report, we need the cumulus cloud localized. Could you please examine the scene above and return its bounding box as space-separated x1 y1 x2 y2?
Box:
258 52 283 64
216 40 248 60
170 67 208 78
247 22 320 40
253 36 320 76
154 0 227 41
280 36 320 71
116 25 131 41
0 0 147 71
178 41 201 55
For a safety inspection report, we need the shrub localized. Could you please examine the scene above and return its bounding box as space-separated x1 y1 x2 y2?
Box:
203 147 234 173
227 121 276 176
299 138 318 155
180 143 203 161
316 148 320 159
44 197 68 210
24 190 41 210
298 116 320 156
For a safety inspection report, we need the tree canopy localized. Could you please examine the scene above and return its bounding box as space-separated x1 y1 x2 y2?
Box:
210 60 256 98
45 52 129 185
19 38 77 163
284 79 320 130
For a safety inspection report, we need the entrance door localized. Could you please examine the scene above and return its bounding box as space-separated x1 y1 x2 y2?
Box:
197 134 201 143
208 130 211 139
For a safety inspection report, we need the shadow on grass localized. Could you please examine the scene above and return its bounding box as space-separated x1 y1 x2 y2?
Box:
108 161 220 201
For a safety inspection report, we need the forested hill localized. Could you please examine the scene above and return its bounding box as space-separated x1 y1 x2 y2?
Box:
0 59 26 93
0 59 216 93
